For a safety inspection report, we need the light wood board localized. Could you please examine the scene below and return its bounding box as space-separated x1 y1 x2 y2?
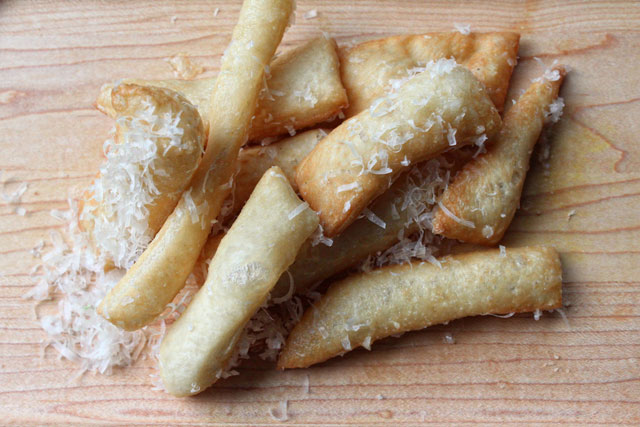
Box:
1 0 639 424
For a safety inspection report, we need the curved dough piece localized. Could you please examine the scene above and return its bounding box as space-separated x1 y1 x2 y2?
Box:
432 66 567 244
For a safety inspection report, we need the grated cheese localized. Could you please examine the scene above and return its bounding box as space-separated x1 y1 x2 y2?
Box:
81 95 192 269
288 201 309 220
438 200 475 229
453 23 471 35
303 9 318 19
24 200 150 375
482 225 494 239
362 158 450 270
443 333 455 344
363 208 386 229
545 97 565 124
336 182 361 194
310 223 333 247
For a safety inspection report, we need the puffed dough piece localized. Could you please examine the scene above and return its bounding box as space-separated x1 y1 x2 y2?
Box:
432 66 567 244
80 84 205 265
296 60 502 237
96 37 347 142
99 0 294 331
278 246 562 369
340 32 520 117
159 167 319 396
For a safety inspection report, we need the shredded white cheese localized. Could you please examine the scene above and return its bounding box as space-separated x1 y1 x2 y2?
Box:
453 23 471 35
303 9 318 19
288 201 309 220
499 245 506 257
545 97 565 124
336 182 361 194
438 200 475 229
363 208 386 229
443 333 456 344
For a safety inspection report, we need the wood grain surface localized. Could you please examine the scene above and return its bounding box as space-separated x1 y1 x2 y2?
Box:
1 0 639 424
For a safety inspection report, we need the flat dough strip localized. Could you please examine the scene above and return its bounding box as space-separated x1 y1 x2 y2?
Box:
98 0 294 331
278 246 562 369
432 66 567 244
340 32 520 117
159 167 318 396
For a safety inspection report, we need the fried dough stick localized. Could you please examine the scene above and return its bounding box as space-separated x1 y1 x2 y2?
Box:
159 167 318 396
97 37 347 141
98 0 294 331
432 66 567 244
278 246 562 369
80 84 205 268
296 60 502 237
340 32 520 116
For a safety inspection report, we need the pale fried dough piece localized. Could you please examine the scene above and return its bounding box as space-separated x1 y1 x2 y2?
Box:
296 60 502 237
340 32 520 117
80 84 205 267
278 246 562 369
232 129 327 218
159 167 318 396
98 0 294 331
432 66 567 245
96 37 347 142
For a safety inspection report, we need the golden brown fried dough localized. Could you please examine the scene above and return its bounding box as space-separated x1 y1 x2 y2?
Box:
80 84 205 267
97 37 347 142
98 0 294 331
159 167 318 396
278 246 562 369
296 60 502 237
339 32 520 116
432 66 567 244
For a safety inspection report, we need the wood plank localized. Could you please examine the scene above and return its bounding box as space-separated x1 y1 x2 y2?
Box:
1 0 639 424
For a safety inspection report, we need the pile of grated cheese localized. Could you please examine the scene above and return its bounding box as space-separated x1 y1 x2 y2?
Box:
25 99 193 375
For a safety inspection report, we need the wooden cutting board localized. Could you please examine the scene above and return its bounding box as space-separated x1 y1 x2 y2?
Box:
1 0 639 424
